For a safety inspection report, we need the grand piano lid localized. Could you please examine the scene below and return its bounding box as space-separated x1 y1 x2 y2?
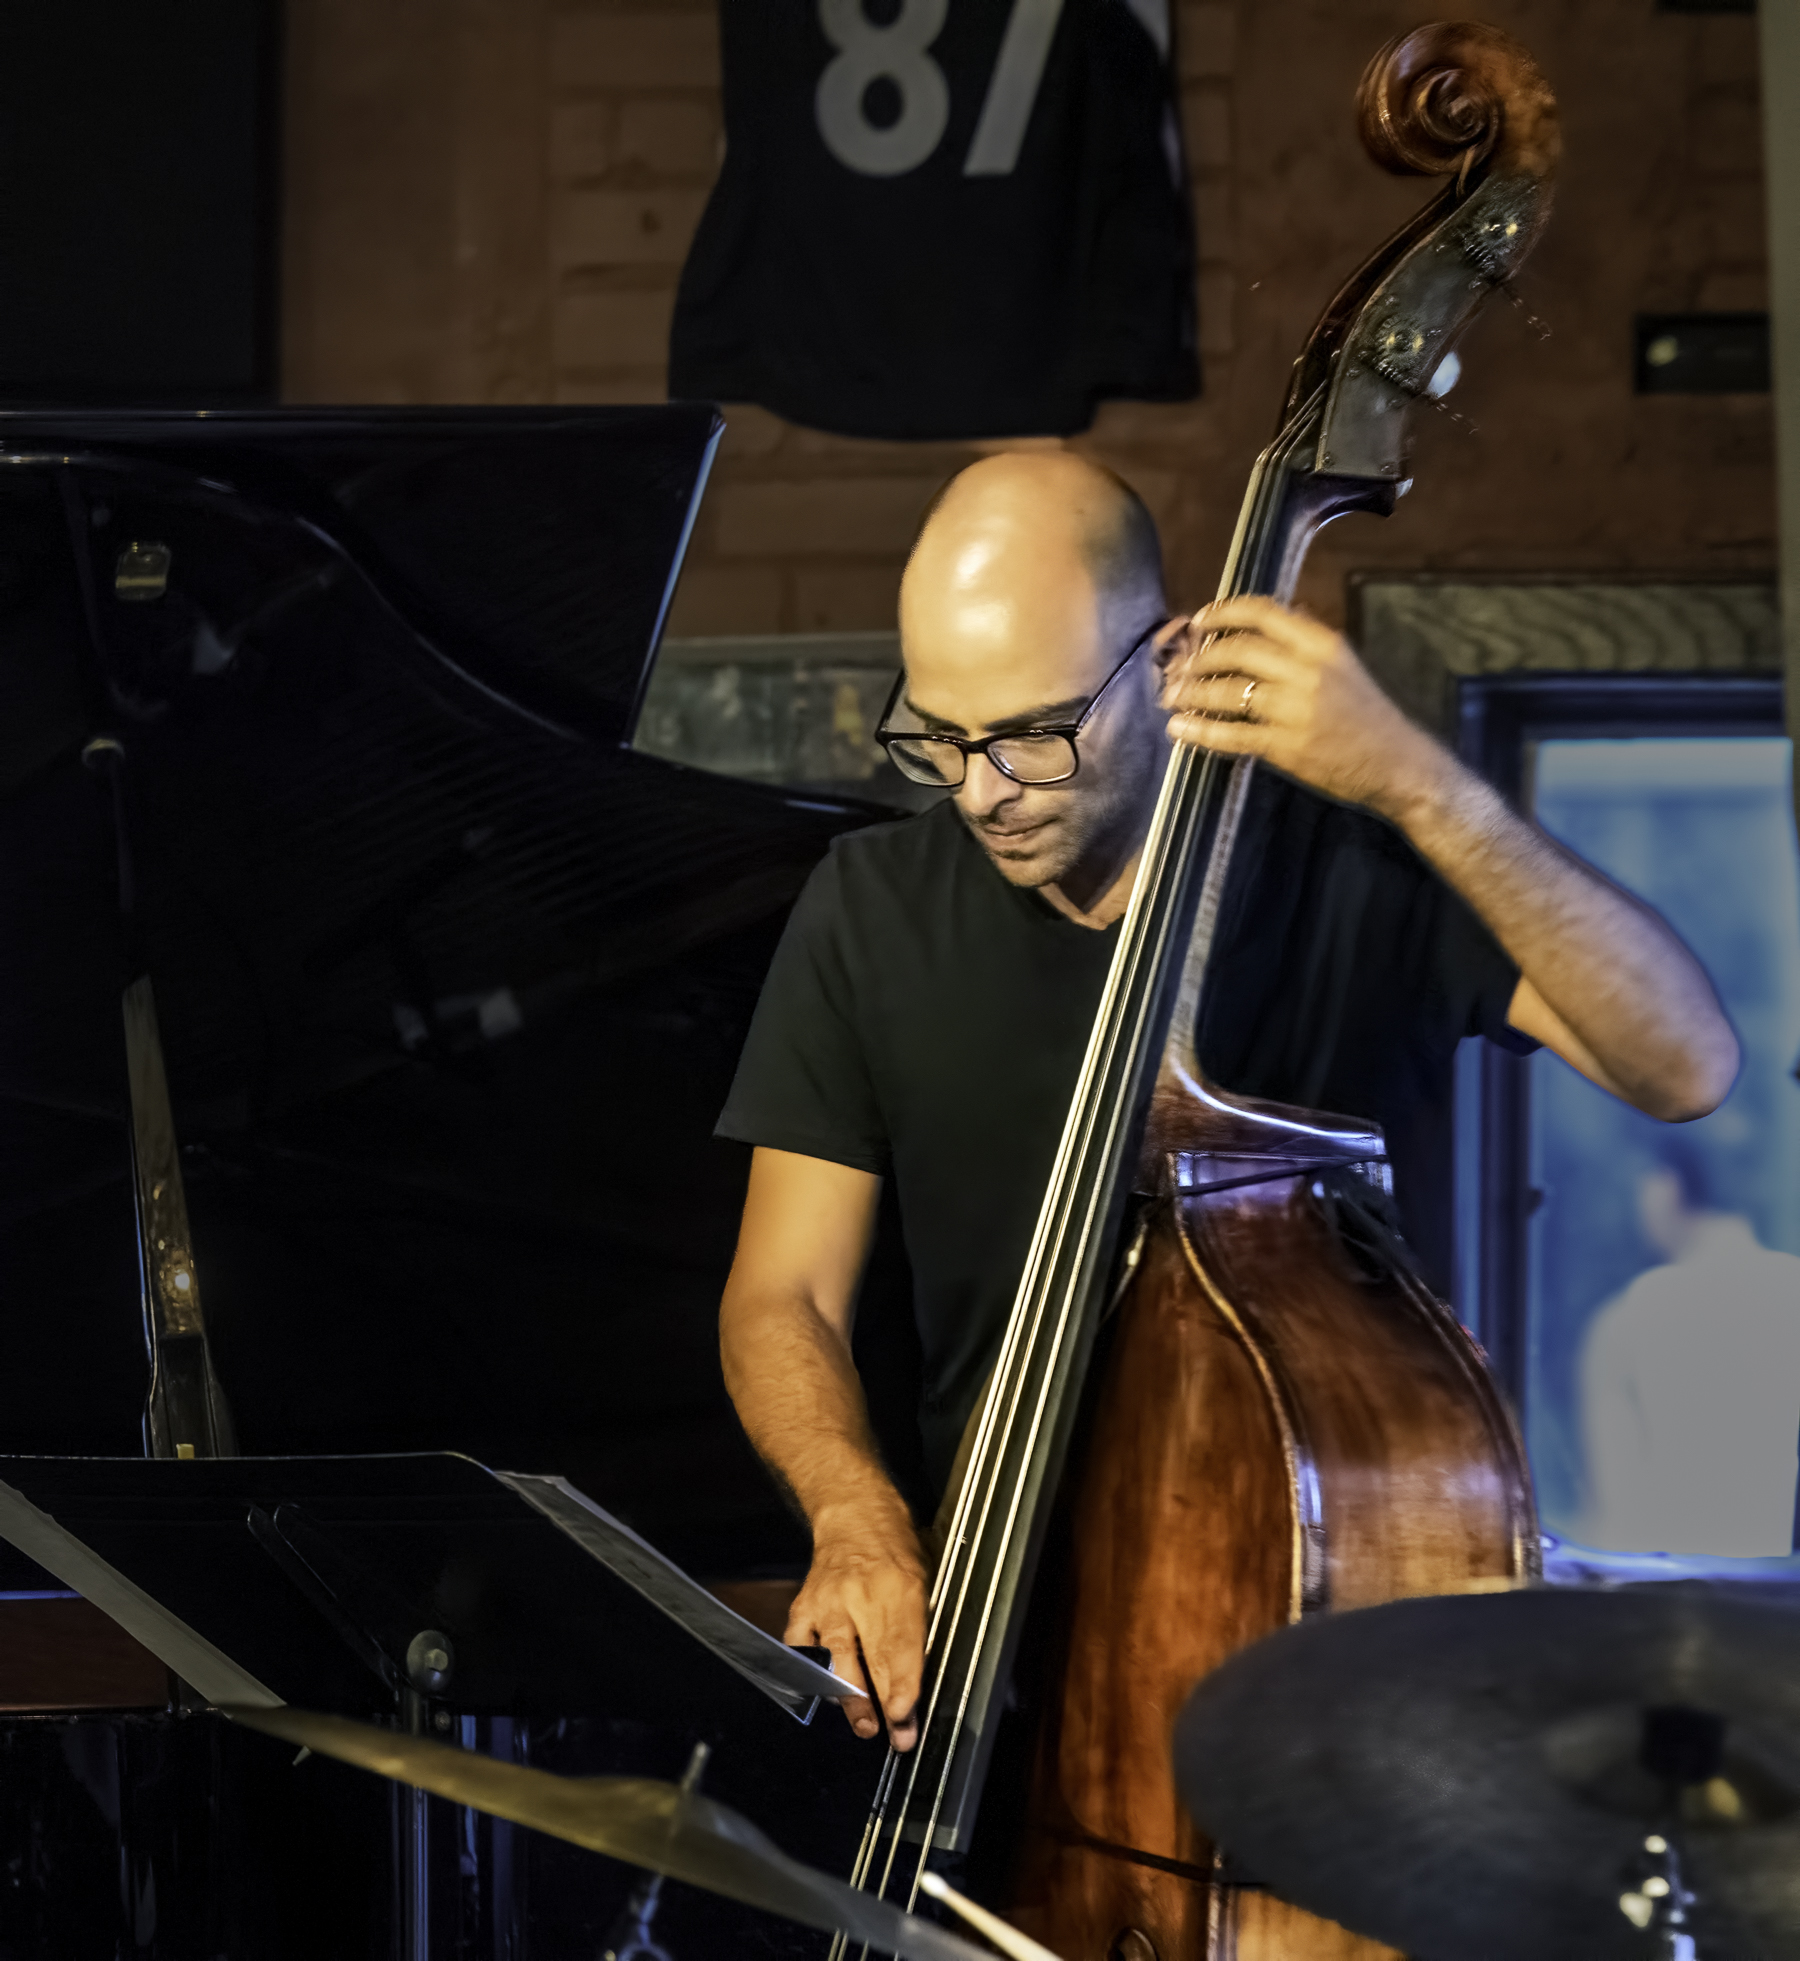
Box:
0 403 872 1120
0 407 898 1565
0 403 724 752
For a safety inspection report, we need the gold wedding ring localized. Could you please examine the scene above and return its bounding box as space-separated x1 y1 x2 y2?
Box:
1240 678 1258 712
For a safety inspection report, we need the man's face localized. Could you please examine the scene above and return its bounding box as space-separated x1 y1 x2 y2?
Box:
896 534 1170 894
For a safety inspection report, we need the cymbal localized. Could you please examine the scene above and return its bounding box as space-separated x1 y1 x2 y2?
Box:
223 1705 1000 1961
1174 1587 1800 1961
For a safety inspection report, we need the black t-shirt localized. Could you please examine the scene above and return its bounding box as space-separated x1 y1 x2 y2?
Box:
718 780 1525 1493
669 0 1197 440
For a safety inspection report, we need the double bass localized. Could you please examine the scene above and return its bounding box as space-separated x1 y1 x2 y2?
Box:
836 23 1558 1961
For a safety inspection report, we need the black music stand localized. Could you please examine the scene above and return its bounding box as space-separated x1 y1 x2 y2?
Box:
0 1452 851 1960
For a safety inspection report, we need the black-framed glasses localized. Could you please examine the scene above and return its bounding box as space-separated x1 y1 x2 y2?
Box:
874 618 1169 790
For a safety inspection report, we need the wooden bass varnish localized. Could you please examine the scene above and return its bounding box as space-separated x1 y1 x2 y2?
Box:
835 25 1559 1961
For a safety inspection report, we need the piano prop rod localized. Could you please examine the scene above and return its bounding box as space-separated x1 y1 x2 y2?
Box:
82 735 235 1461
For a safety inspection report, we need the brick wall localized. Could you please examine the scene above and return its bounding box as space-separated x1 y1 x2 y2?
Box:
283 1 1775 649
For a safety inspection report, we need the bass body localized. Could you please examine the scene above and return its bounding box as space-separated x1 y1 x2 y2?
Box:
1012 1076 1538 1960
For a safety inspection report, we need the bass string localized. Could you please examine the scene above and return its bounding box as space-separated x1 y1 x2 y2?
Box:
913 777 1197 1662
910 420 1306 1690
915 665 1240 1554
848 407 1318 1922
918 736 1202 1651
830 805 1215 1961
853 746 1215 1922
869 770 1223 1898
921 573 1267 1581
865 963 1202 1931
883 740 1242 1907
834 789 1250 1955
875 415 1303 1901
869 617 1276 1922
836 661 1234 1933
834 984 1164 1921
915 400 1312 1650
883 668 1274 1879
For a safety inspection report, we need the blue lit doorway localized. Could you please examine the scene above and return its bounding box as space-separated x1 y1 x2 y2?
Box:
1455 674 1798 1554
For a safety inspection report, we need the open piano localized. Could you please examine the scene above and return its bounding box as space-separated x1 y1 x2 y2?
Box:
0 407 900 1957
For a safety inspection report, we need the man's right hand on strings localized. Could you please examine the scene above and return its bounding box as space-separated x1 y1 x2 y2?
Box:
783 1496 927 1749
717 1146 927 1750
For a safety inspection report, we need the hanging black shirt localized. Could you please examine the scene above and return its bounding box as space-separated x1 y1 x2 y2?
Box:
670 0 1198 440
717 781 1527 1494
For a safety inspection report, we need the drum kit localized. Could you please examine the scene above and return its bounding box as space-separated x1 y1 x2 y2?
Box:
1176 1585 1800 1961
235 1580 1800 1960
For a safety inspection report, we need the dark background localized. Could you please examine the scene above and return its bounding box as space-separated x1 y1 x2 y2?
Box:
0 0 278 402
0 408 902 1575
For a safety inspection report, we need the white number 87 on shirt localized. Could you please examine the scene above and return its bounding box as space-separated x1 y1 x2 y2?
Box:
814 0 1072 179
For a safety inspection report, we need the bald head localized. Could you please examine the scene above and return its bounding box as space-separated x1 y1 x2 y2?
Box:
892 453 1174 906
898 452 1166 740
904 453 1164 657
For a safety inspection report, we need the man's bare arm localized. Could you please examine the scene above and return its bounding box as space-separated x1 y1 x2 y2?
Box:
718 1146 926 1749
1379 783 1730 1119
1164 596 1739 1122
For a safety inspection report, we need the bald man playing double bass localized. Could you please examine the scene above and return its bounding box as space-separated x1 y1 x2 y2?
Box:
715 454 1736 1754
